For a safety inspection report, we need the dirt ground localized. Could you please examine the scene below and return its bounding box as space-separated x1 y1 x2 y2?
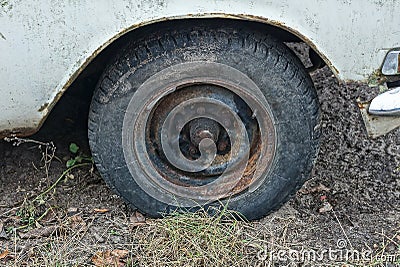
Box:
0 46 399 266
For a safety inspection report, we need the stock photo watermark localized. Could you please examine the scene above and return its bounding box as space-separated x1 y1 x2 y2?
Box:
257 239 400 266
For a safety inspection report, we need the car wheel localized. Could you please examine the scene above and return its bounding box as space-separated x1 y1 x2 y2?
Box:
88 23 320 220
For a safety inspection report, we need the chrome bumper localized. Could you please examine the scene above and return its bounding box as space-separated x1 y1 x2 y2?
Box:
358 87 400 138
369 87 400 116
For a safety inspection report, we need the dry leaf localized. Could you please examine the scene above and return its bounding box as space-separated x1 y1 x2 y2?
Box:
130 211 146 227
19 225 58 239
0 249 9 260
91 249 129 267
94 208 110 213
68 215 87 231
111 249 129 258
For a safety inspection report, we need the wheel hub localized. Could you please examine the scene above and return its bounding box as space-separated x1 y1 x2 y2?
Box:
122 61 276 205
189 118 220 147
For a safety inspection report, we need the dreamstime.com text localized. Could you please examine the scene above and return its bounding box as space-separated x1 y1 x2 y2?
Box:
257 239 400 266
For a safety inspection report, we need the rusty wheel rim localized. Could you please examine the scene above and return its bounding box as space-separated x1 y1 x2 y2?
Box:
122 62 276 206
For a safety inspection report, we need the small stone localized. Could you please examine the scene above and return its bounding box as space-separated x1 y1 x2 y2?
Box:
129 211 146 227
0 223 8 240
67 207 78 215
93 232 105 243
319 202 333 213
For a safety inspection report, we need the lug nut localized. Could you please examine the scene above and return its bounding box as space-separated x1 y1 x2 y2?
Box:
218 141 228 151
189 145 198 156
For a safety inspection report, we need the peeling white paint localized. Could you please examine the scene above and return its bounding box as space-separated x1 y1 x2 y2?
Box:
0 0 399 134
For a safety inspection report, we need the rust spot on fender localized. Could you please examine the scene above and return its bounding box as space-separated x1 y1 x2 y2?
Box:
0 127 38 139
38 103 49 112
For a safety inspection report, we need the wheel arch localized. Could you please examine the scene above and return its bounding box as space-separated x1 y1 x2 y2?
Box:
37 15 335 136
72 15 339 83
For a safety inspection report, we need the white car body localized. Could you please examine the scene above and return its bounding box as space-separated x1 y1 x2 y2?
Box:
0 0 398 136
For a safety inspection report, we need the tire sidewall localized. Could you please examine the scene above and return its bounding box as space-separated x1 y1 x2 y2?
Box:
89 26 319 219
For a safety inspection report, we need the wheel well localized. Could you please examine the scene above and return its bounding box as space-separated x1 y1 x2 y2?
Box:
61 18 322 117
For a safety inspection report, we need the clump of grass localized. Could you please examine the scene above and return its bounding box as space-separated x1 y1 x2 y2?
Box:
132 207 258 267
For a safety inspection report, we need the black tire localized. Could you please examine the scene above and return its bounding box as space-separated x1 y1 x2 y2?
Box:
88 22 320 220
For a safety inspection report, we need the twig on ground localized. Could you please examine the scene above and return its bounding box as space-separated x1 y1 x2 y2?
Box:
332 209 354 250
